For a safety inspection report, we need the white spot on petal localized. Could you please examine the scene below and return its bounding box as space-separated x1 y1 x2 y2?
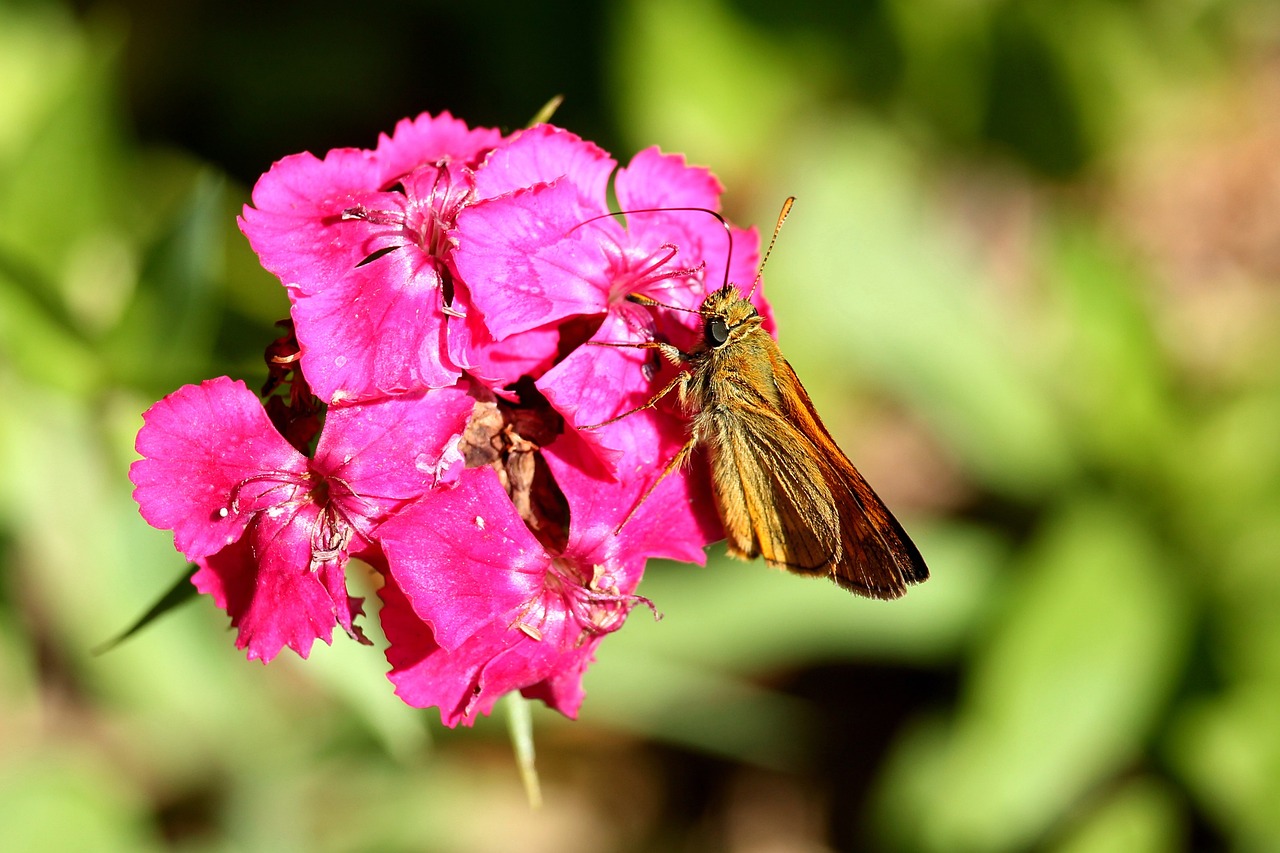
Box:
474 515 485 530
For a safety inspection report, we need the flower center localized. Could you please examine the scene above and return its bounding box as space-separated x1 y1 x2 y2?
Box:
223 470 364 570
513 559 649 645
604 239 706 307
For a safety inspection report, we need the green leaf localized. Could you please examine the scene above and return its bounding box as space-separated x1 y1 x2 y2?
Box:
1052 777 1184 853
526 94 564 128
576 521 996 766
873 498 1189 851
92 564 198 655
766 120 1075 498
106 171 229 389
1169 679 1280 847
1042 222 1177 478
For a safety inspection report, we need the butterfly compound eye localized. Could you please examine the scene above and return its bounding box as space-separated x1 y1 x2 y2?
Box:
705 316 731 347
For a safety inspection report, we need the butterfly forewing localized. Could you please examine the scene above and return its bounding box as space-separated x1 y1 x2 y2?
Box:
690 288 927 599
706 404 841 571
769 337 927 597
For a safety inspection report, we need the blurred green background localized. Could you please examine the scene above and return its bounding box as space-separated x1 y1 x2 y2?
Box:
3 0 1279 849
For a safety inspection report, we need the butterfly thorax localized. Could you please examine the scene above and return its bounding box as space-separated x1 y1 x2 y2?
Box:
681 285 781 420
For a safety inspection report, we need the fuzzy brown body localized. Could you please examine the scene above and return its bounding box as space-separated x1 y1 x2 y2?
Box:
667 284 928 598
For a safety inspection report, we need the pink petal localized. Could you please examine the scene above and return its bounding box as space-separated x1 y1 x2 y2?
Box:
544 430 720 568
289 244 460 402
377 467 549 652
451 181 615 340
131 378 306 560
313 385 475 533
193 503 364 663
381 577 577 726
239 149 402 288
538 306 661 423
613 148 769 328
374 111 505 181
445 280 563 390
380 563 612 726
614 146 723 212
519 642 599 718
535 306 686 480
472 124 614 202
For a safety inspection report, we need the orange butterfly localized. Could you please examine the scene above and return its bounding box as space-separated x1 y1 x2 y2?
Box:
586 198 928 598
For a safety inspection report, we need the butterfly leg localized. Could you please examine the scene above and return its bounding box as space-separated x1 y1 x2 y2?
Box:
611 435 696 534
578 341 690 430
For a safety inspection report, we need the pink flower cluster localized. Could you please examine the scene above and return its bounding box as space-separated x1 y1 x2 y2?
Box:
130 111 770 725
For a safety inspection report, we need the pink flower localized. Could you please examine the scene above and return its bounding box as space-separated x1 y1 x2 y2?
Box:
132 110 780 725
239 112 504 404
377 430 719 726
452 129 768 476
130 377 474 661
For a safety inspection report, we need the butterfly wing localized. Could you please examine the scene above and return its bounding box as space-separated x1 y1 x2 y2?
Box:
770 346 928 597
704 403 843 572
700 335 928 599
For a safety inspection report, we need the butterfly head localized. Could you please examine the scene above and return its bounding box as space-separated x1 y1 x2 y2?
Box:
700 284 762 349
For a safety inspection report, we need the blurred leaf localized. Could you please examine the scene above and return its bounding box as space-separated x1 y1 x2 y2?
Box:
767 119 1076 498
578 521 997 765
0 244 88 342
888 0 992 145
1174 391 1280 596
1168 684 1280 849
611 0 821 187
0 7 128 396
107 171 228 390
93 563 198 655
0 7 130 281
873 498 1189 851
0 258 102 396
980 5 1091 177
0 752 162 853
1051 776 1184 853
527 94 565 127
1043 222 1178 480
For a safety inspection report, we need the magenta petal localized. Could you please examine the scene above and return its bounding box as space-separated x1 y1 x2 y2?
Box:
377 467 549 652
535 307 684 477
472 124 614 202
614 147 723 212
239 149 401 287
544 430 720 567
460 618 578 720
131 378 306 560
612 148 768 326
446 282 563 390
192 504 362 663
538 307 658 425
520 642 598 718
374 111 504 180
381 577 579 727
378 578 458 715
290 245 460 402
313 385 475 530
452 181 614 339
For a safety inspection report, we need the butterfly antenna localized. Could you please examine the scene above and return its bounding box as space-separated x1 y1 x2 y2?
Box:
747 196 795 300
569 205 734 314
